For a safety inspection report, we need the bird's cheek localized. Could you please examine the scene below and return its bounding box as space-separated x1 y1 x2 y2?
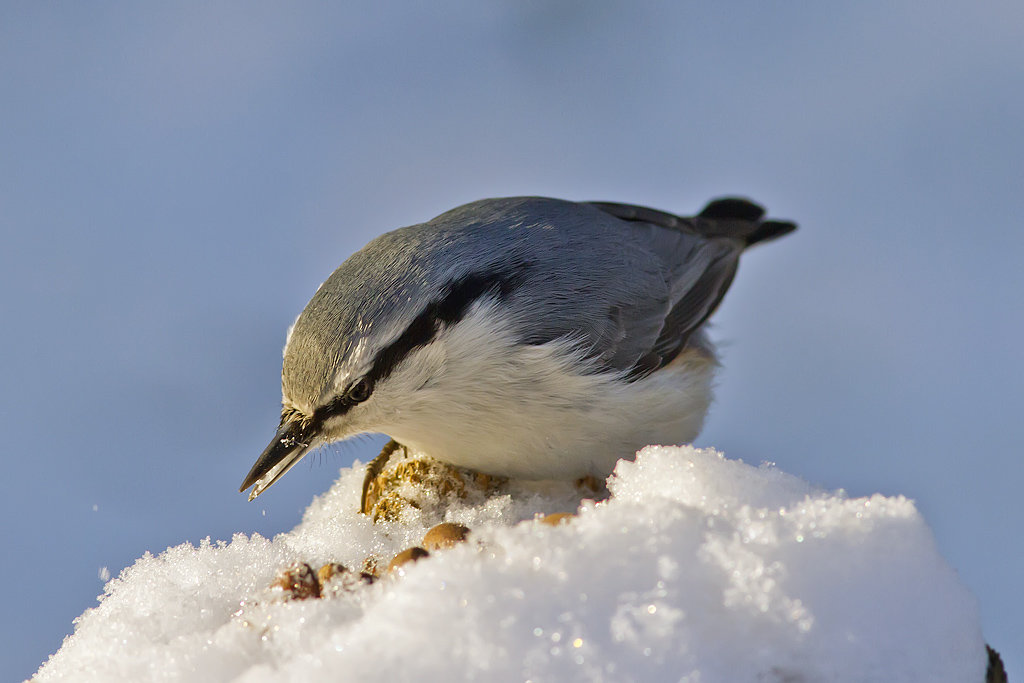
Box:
320 413 360 442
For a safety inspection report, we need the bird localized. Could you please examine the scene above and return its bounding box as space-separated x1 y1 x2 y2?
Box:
239 196 795 504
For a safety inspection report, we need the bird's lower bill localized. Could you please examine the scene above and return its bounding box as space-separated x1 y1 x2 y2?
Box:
240 421 313 501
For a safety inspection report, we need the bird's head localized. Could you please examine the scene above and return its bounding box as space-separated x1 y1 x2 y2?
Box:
238 226 524 501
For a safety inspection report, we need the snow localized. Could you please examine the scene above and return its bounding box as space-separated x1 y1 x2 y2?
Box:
34 446 987 682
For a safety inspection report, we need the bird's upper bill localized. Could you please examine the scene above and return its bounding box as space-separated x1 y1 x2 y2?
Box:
239 420 314 501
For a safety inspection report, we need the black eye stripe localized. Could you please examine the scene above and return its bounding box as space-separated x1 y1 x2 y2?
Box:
313 266 527 425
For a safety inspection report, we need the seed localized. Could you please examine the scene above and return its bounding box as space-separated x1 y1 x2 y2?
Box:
422 522 471 551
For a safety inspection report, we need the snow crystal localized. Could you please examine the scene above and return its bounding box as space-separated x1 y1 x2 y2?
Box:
33 446 987 682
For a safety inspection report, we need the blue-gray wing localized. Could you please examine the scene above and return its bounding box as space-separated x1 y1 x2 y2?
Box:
466 197 795 378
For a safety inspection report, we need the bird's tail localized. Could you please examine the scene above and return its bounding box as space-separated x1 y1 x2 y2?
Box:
697 197 797 246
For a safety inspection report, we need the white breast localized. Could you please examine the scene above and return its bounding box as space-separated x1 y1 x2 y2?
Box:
372 302 716 480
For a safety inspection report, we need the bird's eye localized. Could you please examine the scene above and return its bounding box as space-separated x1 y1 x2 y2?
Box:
347 378 372 404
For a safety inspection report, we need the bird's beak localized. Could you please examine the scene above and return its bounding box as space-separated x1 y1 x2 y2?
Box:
239 420 314 501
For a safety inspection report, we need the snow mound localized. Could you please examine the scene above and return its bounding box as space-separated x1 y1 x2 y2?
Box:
34 446 987 682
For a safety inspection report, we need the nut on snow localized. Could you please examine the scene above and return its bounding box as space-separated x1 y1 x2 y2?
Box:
388 547 430 572
271 562 321 600
318 562 375 593
422 522 471 550
317 562 346 585
362 443 507 522
540 512 575 526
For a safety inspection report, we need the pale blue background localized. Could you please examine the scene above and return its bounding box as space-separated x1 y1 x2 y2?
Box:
3 2 1021 680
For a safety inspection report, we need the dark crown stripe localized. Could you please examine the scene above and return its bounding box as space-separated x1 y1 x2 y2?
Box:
316 267 526 423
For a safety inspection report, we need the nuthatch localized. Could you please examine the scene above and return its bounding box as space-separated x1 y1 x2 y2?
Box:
240 196 795 502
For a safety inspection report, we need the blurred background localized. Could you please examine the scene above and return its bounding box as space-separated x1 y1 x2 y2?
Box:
2 2 1021 680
